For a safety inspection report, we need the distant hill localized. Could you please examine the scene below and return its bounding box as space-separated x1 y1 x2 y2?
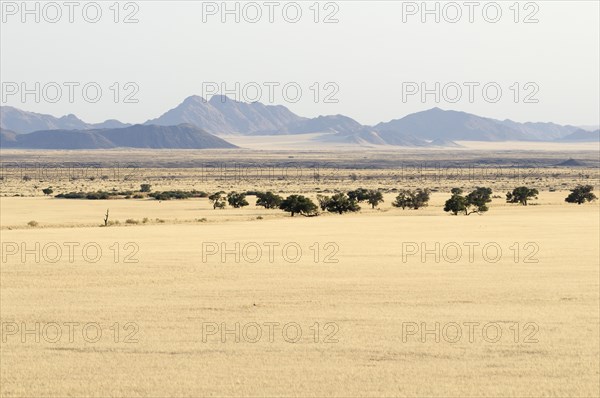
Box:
146 95 304 135
373 108 579 142
555 158 587 167
0 124 237 149
558 129 600 142
0 106 131 134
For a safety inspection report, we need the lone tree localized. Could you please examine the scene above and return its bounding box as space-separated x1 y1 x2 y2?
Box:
565 185 597 204
324 193 361 214
208 191 226 209
42 187 53 196
279 195 318 217
140 184 152 193
392 188 431 210
227 192 249 208
255 191 283 209
366 190 384 209
506 186 539 206
444 187 492 215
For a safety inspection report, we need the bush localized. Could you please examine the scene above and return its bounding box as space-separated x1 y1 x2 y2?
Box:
140 184 152 192
149 191 190 200
125 219 139 224
27 220 39 227
42 188 53 196
86 191 110 200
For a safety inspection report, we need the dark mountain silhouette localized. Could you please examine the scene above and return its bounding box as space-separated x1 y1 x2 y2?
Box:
0 124 237 149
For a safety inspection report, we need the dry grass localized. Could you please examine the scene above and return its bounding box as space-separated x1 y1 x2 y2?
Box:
0 150 598 397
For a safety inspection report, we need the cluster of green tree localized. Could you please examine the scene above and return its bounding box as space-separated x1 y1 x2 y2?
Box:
50 184 596 214
347 188 385 209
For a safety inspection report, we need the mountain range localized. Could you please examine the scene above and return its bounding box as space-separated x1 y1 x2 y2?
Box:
1 96 597 149
0 124 236 150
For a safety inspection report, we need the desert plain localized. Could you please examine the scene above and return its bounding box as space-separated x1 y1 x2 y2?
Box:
0 147 599 397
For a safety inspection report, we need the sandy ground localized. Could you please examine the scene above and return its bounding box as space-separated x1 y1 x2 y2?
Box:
1 187 599 396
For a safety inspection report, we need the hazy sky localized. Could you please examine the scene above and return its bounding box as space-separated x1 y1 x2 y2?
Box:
1 0 599 126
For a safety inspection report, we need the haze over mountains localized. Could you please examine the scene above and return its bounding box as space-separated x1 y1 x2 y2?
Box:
1 95 597 149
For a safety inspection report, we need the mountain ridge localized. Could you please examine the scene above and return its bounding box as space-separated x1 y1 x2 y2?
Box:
1 97 593 148
0 124 238 150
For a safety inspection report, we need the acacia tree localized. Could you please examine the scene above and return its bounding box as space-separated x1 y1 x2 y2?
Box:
466 187 492 215
392 188 430 210
227 192 249 208
255 191 283 209
444 187 492 215
366 190 384 209
208 191 226 209
506 187 539 205
316 194 330 211
324 193 361 214
565 185 597 204
443 189 467 215
392 189 413 210
279 195 318 217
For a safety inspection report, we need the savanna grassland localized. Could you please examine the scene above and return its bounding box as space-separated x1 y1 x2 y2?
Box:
1 148 599 397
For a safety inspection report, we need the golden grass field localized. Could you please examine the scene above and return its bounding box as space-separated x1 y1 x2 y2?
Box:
1 149 599 397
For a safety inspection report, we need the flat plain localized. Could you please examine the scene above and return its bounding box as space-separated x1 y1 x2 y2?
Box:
1 148 599 397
